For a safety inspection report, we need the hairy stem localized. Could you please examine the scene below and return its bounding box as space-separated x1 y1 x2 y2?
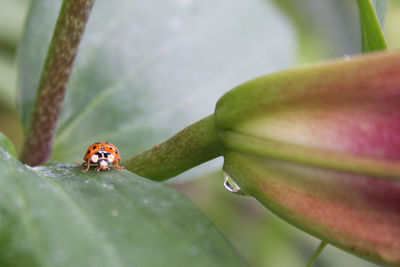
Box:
21 0 95 166
124 115 224 181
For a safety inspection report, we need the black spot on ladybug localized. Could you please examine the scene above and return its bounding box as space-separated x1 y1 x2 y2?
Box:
87 150 90 154
92 145 97 150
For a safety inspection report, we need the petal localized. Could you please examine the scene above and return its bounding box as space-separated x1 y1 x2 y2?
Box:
216 50 400 159
224 151 400 265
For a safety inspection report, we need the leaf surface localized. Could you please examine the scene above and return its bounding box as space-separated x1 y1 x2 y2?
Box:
0 148 244 266
0 132 16 157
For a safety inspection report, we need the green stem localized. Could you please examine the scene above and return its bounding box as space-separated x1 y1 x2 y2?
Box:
124 115 224 181
21 0 95 166
357 0 387 52
307 241 327 267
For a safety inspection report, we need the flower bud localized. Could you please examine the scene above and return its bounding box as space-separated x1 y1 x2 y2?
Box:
215 51 400 265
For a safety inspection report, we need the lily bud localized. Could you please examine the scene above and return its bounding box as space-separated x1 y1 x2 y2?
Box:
215 51 400 265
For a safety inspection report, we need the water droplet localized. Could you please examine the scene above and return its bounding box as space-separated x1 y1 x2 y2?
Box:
343 54 350 60
111 209 119 217
84 180 89 184
222 172 243 194
143 198 150 204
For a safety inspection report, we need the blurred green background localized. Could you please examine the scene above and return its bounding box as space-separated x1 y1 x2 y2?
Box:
1 0 399 266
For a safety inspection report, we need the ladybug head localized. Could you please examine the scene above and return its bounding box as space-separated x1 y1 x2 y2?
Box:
98 159 110 170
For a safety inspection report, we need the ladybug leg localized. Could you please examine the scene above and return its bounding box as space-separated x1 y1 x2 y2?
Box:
114 159 124 171
77 161 88 167
82 160 91 173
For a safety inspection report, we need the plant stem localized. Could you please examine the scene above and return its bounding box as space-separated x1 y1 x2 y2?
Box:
21 0 95 166
307 241 327 267
124 115 224 181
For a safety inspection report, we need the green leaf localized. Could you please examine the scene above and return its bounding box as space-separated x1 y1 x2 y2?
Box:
357 0 388 52
17 0 296 162
0 132 16 157
0 148 244 266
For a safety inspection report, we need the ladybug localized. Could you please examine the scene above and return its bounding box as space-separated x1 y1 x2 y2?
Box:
80 142 123 172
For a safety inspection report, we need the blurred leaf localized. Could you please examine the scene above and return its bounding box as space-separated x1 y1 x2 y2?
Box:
0 132 16 157
0 0 30 51
358 0 387 52
0 0 30 111
273 0 362 62
0 148 244 266
0 50 16 110
371 0 387 26
17 0 296 162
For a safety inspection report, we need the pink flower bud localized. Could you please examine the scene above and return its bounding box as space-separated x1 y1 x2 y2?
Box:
216 50 400 265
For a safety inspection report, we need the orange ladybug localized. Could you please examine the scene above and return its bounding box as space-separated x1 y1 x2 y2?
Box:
80 142 123 172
